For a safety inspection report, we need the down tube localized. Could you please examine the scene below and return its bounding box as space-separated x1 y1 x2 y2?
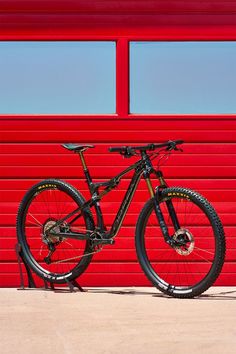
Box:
109 171 142 238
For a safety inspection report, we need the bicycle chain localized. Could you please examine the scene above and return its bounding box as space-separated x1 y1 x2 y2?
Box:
51 246 103 264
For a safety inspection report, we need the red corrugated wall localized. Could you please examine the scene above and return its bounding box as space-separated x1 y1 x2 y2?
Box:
0 0 236 287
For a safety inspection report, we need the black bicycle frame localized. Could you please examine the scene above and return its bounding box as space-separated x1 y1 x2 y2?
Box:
107 164 143 238
48 151 180 243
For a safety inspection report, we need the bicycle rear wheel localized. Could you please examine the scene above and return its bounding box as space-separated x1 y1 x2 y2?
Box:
135 187 225 298
17 179 95 283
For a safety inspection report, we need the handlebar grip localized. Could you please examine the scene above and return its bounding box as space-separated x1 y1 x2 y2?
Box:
109 146 126 153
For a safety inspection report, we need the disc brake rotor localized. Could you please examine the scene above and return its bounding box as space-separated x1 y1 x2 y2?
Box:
173 228 195 256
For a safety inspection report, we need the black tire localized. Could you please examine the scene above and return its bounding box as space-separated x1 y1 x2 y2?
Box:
135 187 225 298
17 179 95 284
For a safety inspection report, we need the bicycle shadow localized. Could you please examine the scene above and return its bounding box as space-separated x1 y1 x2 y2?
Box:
87 287 236 300
197 290 236 301
87 288 158 297
23 286 236 300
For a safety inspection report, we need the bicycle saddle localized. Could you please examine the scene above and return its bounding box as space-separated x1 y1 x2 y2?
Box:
62 144 94 152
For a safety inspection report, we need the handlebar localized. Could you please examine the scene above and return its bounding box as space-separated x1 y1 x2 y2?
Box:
109 140 184 157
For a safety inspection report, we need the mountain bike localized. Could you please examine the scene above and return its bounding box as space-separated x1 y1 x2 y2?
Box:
17 140 225 298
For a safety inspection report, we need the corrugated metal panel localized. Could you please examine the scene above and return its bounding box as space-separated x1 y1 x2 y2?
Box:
0 0 235 288
1 1 236 13
0 117 235 286
1 0 236 36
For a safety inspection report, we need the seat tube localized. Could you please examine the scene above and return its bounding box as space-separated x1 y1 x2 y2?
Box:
78 151 106 231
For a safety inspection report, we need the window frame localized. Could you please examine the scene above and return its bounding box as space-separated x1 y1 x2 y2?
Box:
129 40 236 115
0 40 117 115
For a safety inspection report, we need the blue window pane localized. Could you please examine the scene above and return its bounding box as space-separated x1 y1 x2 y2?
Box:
0 41 116 114
130 42 236 114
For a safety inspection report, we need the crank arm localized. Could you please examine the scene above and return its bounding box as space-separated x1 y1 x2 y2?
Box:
49 231 90 240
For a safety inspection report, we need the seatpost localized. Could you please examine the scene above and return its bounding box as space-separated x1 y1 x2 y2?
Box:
78 151 93 192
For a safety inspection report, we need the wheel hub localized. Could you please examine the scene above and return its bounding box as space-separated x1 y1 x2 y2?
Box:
173 228 194 256
42 219 67 244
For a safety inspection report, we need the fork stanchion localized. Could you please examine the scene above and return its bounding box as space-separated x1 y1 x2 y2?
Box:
15 243 84 292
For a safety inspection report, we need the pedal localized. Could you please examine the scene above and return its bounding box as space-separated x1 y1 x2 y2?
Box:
93 238 115 246
100 238 115 246
105 239 115 245
44 255 52 265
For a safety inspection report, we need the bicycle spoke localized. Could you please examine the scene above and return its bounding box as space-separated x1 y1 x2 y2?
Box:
28 213 43 227
19 181 94 280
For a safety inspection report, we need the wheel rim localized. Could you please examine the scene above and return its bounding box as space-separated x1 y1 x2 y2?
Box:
21 186 91 278
142 195 218 292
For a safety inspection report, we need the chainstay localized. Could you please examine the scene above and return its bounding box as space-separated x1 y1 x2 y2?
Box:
50 246 103 264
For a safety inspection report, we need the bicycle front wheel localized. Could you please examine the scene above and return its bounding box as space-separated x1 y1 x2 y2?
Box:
135 187 225 298
17 179 95 283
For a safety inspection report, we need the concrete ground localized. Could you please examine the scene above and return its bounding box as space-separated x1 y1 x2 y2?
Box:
0 287 235 354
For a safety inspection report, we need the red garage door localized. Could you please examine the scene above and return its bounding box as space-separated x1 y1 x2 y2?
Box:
0 1 236 287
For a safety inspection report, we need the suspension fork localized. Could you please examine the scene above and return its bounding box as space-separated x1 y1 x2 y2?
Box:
153 189 170 242
153 172 181 243
142 156 170 240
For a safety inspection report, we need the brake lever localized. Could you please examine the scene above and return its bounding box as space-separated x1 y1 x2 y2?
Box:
121 147 136 158
166 141 183 152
